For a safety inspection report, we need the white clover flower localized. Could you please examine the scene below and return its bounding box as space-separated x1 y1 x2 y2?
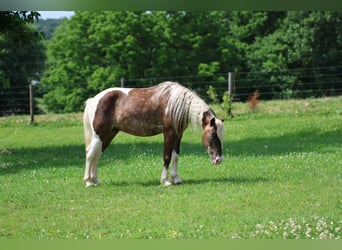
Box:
256 224 263 230
319 232 327 239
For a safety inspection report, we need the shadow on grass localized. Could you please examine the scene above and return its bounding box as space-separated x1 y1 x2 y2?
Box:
108 176 269 187
0 140 206 175
225 130 340 157
1 129 340 176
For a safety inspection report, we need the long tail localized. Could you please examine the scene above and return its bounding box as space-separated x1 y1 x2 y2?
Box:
83 99 93 151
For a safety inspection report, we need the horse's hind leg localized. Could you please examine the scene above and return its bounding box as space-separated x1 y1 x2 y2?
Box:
84 133 103 187
84 129 119 187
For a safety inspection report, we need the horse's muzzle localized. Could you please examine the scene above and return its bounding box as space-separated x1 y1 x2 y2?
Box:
211 155 223 165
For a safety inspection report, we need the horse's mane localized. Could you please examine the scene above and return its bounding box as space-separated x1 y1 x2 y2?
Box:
157 82 211 133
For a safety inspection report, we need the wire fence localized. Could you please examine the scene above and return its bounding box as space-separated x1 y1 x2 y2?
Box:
119 66 342 101
1 66 342 116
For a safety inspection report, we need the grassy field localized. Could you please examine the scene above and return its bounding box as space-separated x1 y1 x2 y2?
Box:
0 97 341 239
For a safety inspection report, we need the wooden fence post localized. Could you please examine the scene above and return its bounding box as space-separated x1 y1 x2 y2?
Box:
29 80 40 124
29 83 34 124
228 72 234 100
227 72 235 118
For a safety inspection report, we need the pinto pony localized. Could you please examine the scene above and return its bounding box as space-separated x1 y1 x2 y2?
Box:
83 81 224 187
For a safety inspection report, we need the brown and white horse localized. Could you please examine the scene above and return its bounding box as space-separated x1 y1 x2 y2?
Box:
83 81 224 187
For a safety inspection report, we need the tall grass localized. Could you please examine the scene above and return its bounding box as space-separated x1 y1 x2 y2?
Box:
0 97 341 239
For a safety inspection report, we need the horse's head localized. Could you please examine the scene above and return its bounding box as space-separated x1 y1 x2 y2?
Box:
202 113 224 165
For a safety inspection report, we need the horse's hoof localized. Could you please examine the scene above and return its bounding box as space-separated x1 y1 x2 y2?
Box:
162 180 173 186
85 180 95 187
172 176 183 185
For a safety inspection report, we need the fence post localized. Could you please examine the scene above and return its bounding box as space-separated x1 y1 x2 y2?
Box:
121 78 125 88
29 80 39 124
29 83 34 124
228 72 234 100
226 72 235 118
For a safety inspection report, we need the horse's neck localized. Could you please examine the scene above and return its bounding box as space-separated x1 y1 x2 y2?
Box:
188 97 211 128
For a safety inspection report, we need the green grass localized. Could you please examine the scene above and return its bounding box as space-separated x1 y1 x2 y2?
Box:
0 97 341 239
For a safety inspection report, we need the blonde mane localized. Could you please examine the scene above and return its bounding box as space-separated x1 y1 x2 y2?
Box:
158 82 211 133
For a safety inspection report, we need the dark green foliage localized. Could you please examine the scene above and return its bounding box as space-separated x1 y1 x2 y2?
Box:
2 11 342 114
243 11 342 99
41 11 342 113
0 11 45 115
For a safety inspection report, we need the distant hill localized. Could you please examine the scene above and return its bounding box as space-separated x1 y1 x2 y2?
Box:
34 18 65 40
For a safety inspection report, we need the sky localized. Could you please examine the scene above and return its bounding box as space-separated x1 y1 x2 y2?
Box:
38 11 75 19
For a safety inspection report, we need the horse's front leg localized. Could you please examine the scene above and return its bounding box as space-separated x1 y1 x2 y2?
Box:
160 147 172 186
161 129 182 186
170 150 182 184
84 134 102 187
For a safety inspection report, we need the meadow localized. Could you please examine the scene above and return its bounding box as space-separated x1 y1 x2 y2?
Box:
0 97 341 239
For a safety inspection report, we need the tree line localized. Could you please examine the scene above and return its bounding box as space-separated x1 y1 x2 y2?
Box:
1 11 342 115
0 11 45 115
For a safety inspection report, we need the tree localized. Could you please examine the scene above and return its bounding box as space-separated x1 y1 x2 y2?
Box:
0 11 45 115
0 11 40 41
227 11 291 99
290 11 342 96
245 11 342 98
34 18 65 40
42 12 96 113
41 11 342 113
42 11 240 112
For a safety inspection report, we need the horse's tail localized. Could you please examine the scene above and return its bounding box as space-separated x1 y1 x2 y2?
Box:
83 98 93 151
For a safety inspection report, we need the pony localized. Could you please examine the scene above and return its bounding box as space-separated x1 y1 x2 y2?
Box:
83 81 224 187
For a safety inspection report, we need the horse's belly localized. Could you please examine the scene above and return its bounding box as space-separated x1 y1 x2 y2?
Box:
117 117 163 136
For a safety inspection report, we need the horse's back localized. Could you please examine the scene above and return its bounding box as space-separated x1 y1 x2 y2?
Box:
85 85 167 137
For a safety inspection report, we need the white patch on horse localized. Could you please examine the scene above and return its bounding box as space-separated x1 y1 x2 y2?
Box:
171 150 182 184
160 167 172 186
84 132 102 187
85 88 132 132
